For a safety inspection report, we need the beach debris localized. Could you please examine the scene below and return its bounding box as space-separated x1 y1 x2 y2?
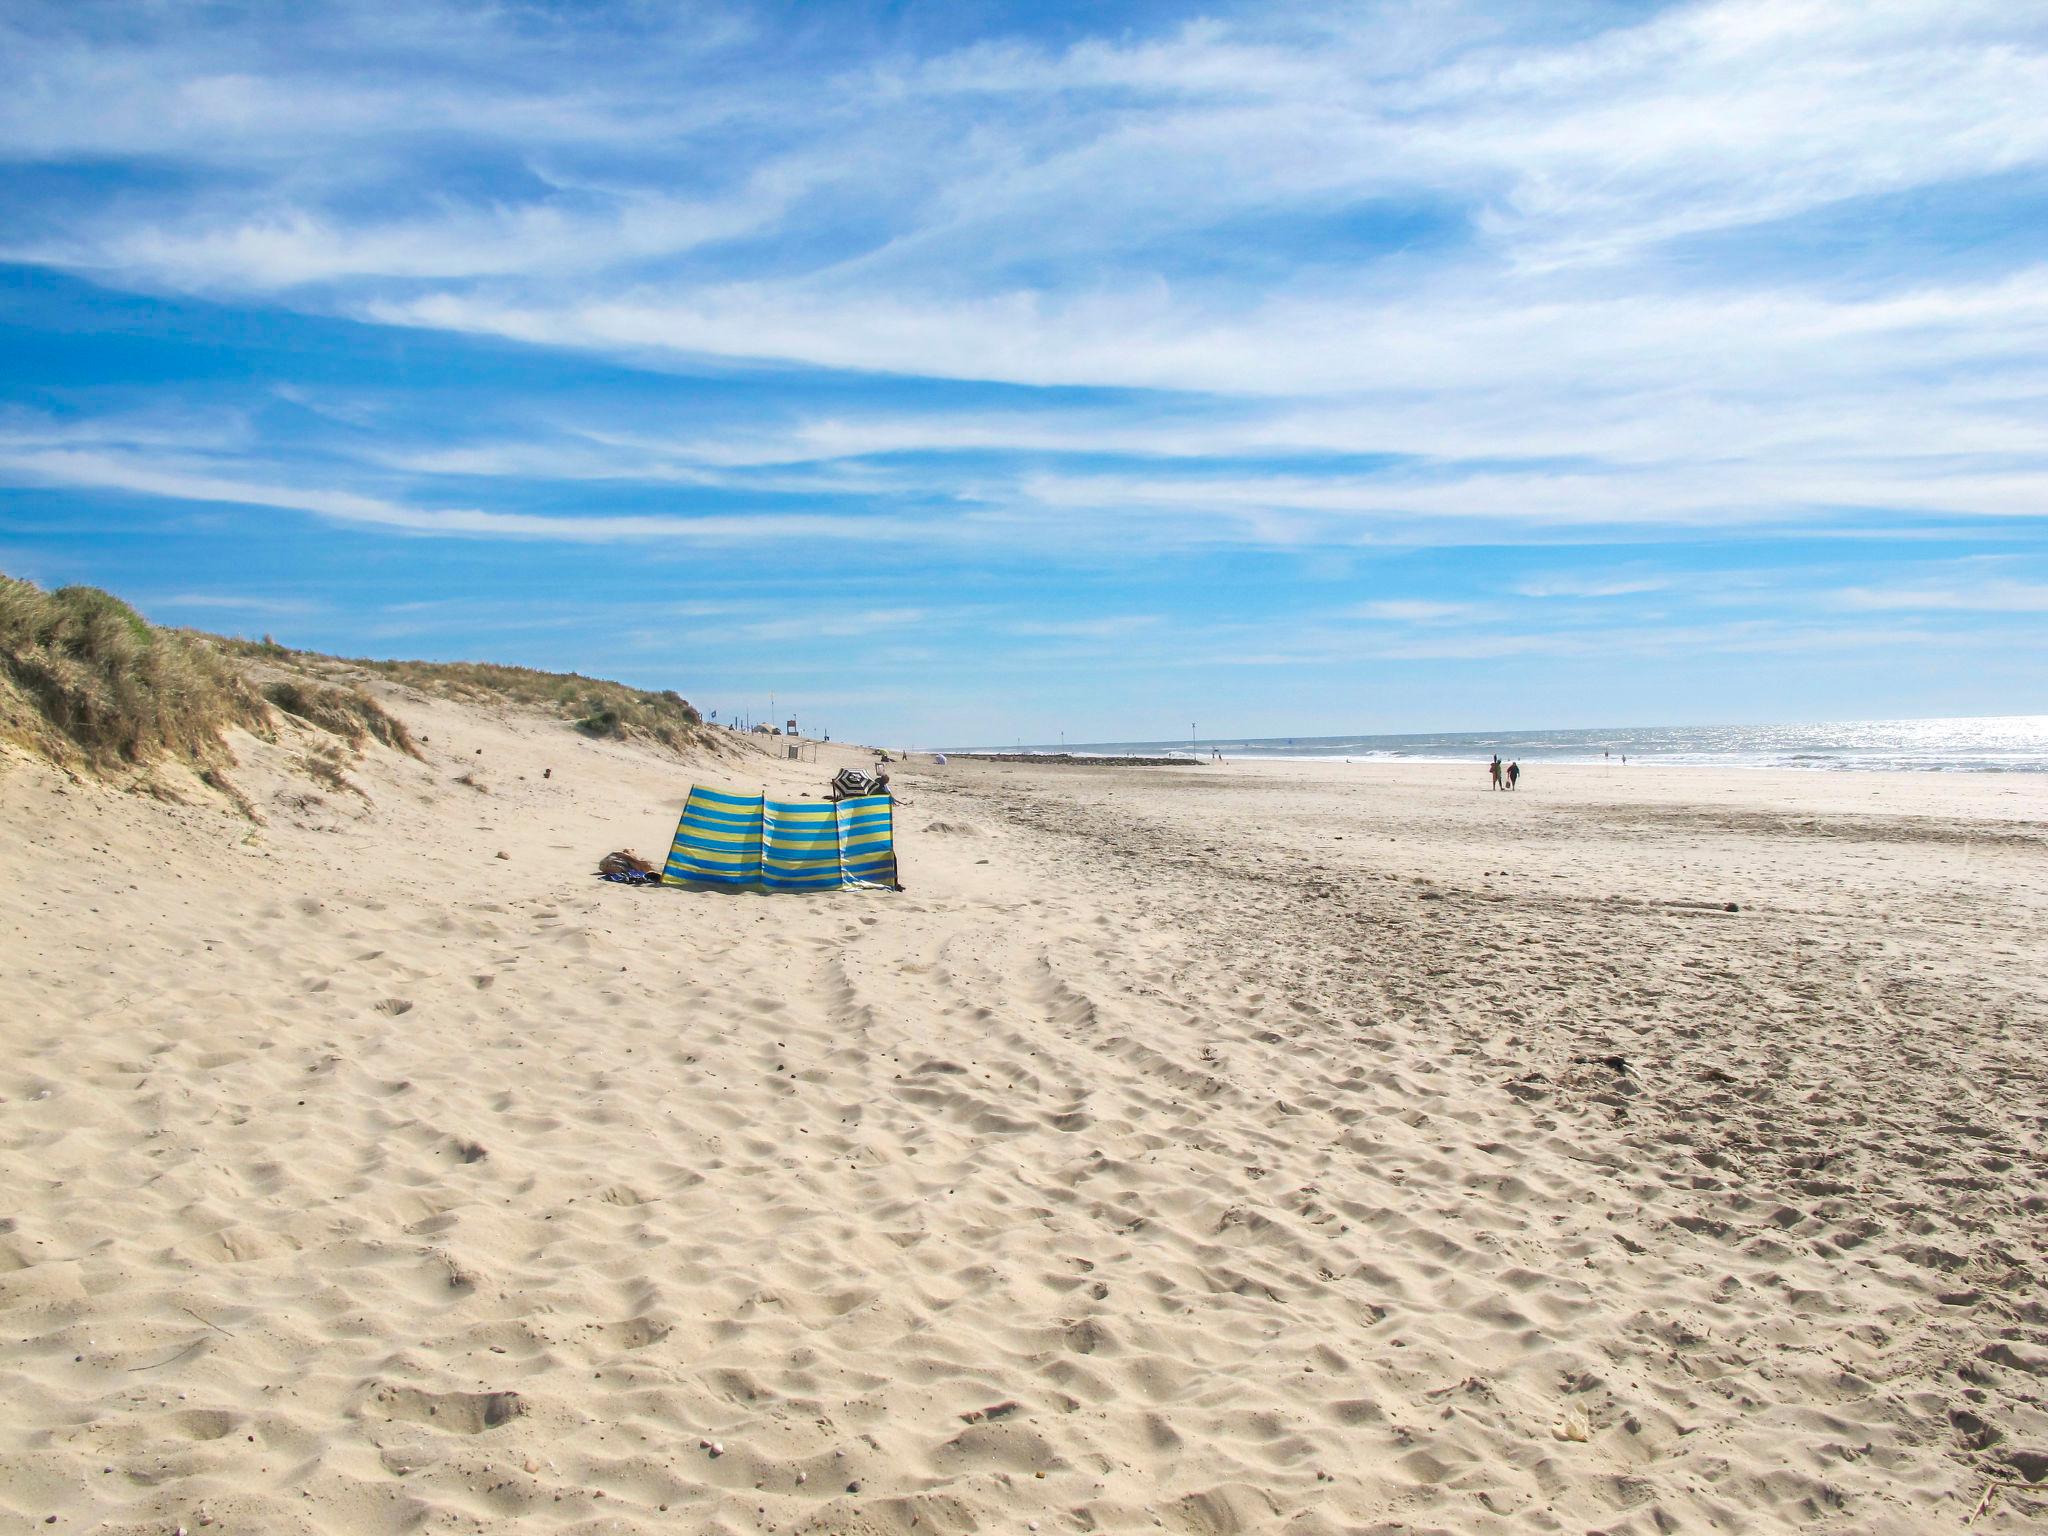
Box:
1425 1376 1487 1399
375 998 414 1016
1965 1476 2048 1525
1551 1413 1590 1442
495 850 510 860
1573 1054 1630 1074
959 1399 1022 1423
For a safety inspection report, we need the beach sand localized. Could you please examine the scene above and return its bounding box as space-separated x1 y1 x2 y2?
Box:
2 697 2044 1534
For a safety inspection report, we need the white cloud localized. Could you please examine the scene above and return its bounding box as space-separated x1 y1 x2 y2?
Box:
1513 575 1672 599
3 0 2046 570
55 190 783 289
1346 600 1484 623
0 447 932 544
1830 580 2048 613
11 1 2047 334
1006 614 1162 639
144 591 318 616
1201 617 1948 666
1011 448 2048 532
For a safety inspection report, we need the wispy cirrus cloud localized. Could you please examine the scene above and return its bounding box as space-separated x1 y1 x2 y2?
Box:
143 591 320 617
0 446 931 544
1347 600 1487 623
1831 580 2048 613
1006 614 1162 639
2 0 2045 739
1513 574 1672 599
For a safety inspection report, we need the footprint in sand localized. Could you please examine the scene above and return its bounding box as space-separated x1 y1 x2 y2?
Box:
370 1386 523 1434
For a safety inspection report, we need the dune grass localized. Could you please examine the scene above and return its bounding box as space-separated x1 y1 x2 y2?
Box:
225 646 712 755
360 659 705 751
0 576 268 771
262 678 422 758
4 575 721 804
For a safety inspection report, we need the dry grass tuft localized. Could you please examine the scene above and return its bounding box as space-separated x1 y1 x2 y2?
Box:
263 679 422 758
301 744 363 798
262 652 710 754
199 765 265 823
0 575 267 771
5 575 725 820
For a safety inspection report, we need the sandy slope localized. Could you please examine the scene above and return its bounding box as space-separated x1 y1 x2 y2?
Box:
1 697 2044 1536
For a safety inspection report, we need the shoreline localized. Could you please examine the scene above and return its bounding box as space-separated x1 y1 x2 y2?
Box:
935 749 2048 772
931 711 2048 775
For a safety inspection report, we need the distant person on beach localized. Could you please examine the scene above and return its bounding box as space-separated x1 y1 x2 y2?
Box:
1489 755 1503 790
1507 760 1521 790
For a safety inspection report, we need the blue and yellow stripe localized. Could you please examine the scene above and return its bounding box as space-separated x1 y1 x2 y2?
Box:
661 788 897 892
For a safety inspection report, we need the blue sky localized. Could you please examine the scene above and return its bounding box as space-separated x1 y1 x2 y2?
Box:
2 0 2045 746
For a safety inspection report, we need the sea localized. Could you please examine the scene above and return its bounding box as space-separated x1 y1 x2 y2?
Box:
959 715 2048 773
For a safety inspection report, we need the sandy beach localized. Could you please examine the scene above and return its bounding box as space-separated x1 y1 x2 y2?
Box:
3 693 2045 1535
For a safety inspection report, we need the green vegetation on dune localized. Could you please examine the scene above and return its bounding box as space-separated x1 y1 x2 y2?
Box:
230 648 712 755
262 678 422 759
0 576 268 770
2 575 721 802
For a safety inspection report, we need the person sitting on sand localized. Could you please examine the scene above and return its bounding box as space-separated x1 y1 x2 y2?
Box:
827 767 875 801
1490 755 1503 790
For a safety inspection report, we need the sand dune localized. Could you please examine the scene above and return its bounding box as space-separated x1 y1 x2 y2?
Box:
2 696 2044 1534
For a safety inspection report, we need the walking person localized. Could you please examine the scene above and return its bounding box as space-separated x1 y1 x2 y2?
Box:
1507 760 1521 790
1489 754 1503 790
